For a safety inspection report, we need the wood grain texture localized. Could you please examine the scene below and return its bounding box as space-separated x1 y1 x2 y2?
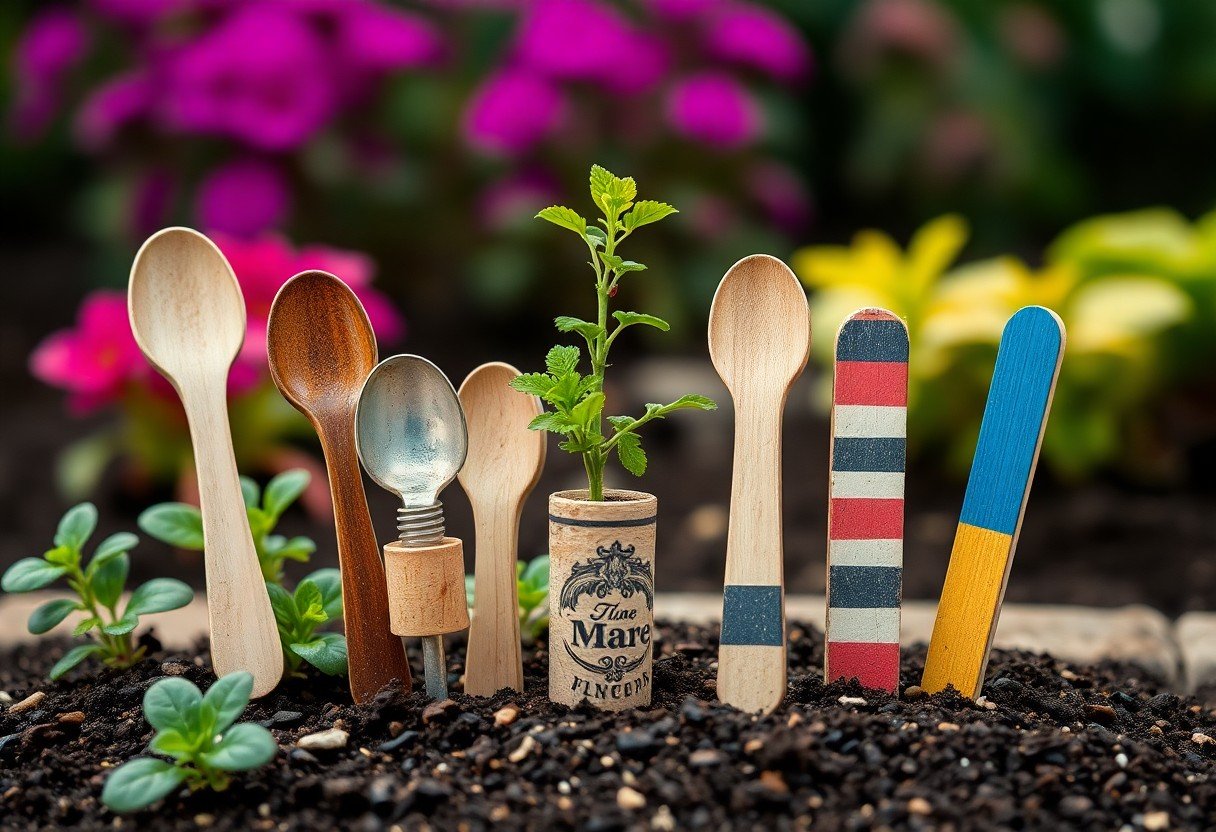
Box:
825 309 907 693
457 362 545 697
128 227 283 698
384 538 470 637
266 270 410 703
922 306 1066 697
707 254 810 714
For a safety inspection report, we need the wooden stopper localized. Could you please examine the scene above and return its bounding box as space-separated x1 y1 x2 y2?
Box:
549 489 656 711
384 537 470 637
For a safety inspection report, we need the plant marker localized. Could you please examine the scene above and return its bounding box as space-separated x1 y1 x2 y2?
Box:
921 306 1065 698
825 309 907 693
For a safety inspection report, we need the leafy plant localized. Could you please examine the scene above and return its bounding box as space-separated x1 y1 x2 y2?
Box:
511 165 716 500
267 568 347 676
466 554 550 643
0 503 193 680
101 672 276 813
138 469 316 584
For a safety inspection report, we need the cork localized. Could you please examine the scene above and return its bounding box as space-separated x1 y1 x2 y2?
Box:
384 537 470 637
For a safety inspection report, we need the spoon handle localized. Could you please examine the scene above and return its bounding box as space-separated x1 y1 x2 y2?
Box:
320 421 411 701
464 500 524 696
718 396 787 714
181 380 284 698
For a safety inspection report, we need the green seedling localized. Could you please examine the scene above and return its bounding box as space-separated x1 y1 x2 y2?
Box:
512 165 716 501
101 672 276 813
267 568 347 676
139 469 316 585
466 554 550 643
0 503 193 680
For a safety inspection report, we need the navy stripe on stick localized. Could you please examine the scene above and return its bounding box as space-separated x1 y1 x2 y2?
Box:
836 319 910 362
720 585 784 646
832 437 906 473
828 565 902 609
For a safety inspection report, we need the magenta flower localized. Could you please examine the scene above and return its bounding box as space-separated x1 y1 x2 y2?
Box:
333 3 444 74
197 158 290 238
30 291 146 414
666 72 759 149
162 6 338 151
703 4 812 81
463 69 566 154
515 0 637 85
75 72 153 150
11 8 89 139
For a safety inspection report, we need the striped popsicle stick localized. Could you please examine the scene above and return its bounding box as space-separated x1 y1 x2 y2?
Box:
825 309 908 693
921 306 1065 698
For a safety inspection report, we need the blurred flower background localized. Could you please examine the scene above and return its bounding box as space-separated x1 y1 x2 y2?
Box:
7 0 1216 607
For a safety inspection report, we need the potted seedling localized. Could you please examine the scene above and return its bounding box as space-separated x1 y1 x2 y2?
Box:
511 165 715 710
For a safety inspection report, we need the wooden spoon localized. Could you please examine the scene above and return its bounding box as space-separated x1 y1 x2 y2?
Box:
128 227 283 697
457 362 545 696
266 271 411 702
707 254 810 714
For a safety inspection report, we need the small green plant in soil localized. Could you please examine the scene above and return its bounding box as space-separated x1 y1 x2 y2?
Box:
140 469 347 678
466 554 550 643
101 671 276 813
511 165 716 501
0 503 193 679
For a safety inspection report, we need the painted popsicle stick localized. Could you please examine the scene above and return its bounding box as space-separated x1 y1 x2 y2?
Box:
921 306 1065 698
825 309 907 693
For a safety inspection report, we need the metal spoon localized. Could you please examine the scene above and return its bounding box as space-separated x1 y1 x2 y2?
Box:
266 271 411 702
355 354 468 698
128 227 283 697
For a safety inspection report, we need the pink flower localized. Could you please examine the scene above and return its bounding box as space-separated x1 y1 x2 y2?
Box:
703 4 812 81
666 72 760 149
197 158 290 238
333 4 444 74
75 72 153 150
463 69 566 154
515 0 638 85
11 8 89 139
30 291 146 414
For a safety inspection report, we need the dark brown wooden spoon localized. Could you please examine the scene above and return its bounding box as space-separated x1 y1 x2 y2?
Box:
267 270 410 701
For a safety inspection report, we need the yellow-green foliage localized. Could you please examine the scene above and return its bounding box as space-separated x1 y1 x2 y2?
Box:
793 210 1211 479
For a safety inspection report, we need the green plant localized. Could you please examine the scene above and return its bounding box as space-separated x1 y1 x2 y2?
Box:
511 165 716 501
0 504 193 680
267 568 347 676
101 672 276 813
138 470 316 585
466 554 550 643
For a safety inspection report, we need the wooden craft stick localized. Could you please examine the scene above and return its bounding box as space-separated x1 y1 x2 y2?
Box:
921 306 1065 698
825 309 907 693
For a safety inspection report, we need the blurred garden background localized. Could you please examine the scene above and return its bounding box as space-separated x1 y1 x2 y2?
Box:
5 0 1216 614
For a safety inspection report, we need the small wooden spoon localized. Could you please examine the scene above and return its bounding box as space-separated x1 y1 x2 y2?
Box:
128 227 283 697
266 271 411 702
707 254 810 714
457 362 545 696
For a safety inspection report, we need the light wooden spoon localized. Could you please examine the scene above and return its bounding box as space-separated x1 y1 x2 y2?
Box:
457 362 545 696
266 271 411 702
128 227 283 697
707 254 810 714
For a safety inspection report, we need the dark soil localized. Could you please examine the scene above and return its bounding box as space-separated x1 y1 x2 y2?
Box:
2 623 1215 831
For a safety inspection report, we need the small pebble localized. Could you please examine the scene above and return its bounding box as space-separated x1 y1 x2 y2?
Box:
194 814 215 827
1143 811 1170 830
938 722 960 732
1115 753 1128 768
837 696 867 707
507 735 537 763
651 805 676 831
1085 704 1117 726
422 699 458 725
743 739 763 754
160 662 190 677
494 704 520 727
903 686 927 701
907 797 932 816
974 696 996 711
689 748 726 767
56 711 85 724
758 770 789 795
1190 732 1215 747
0 692 12 705
8 692 45 714
297 728 348 751
617 786 647 810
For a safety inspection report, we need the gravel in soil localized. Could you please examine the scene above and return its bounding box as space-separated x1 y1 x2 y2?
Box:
1 623 1215 831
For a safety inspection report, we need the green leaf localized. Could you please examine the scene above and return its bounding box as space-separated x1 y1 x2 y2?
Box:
585 226 607 247
49 643 103 680
465 574 475 608
613 311 670 332
589 165 614 205
290 632 348 676
127 578 193 616
615 432 647 477
301 569 342 621
521 555 550 589
149 727 194 758
203 723 276 771
545 345 580 377
92 532 139 566
143 677 203 733
658 394 717 413
2 558 68 593
55 503 98 550
102 757 188 813
43 545 76 566
92 554 129 609
570 392 606 430
138 504 204 550
294 582 325 626
73 616 100 636
510 373 556 397
28 598 79 634
102 611 139 636
266 582 298 629
599 252 624 271
623 200 678 231
528 411 577 435
202 672 254 733
536 206 587 235
263 470 310 518
240 477 260 509
615 260 647 274
542 372 588 410
554 316 605 344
